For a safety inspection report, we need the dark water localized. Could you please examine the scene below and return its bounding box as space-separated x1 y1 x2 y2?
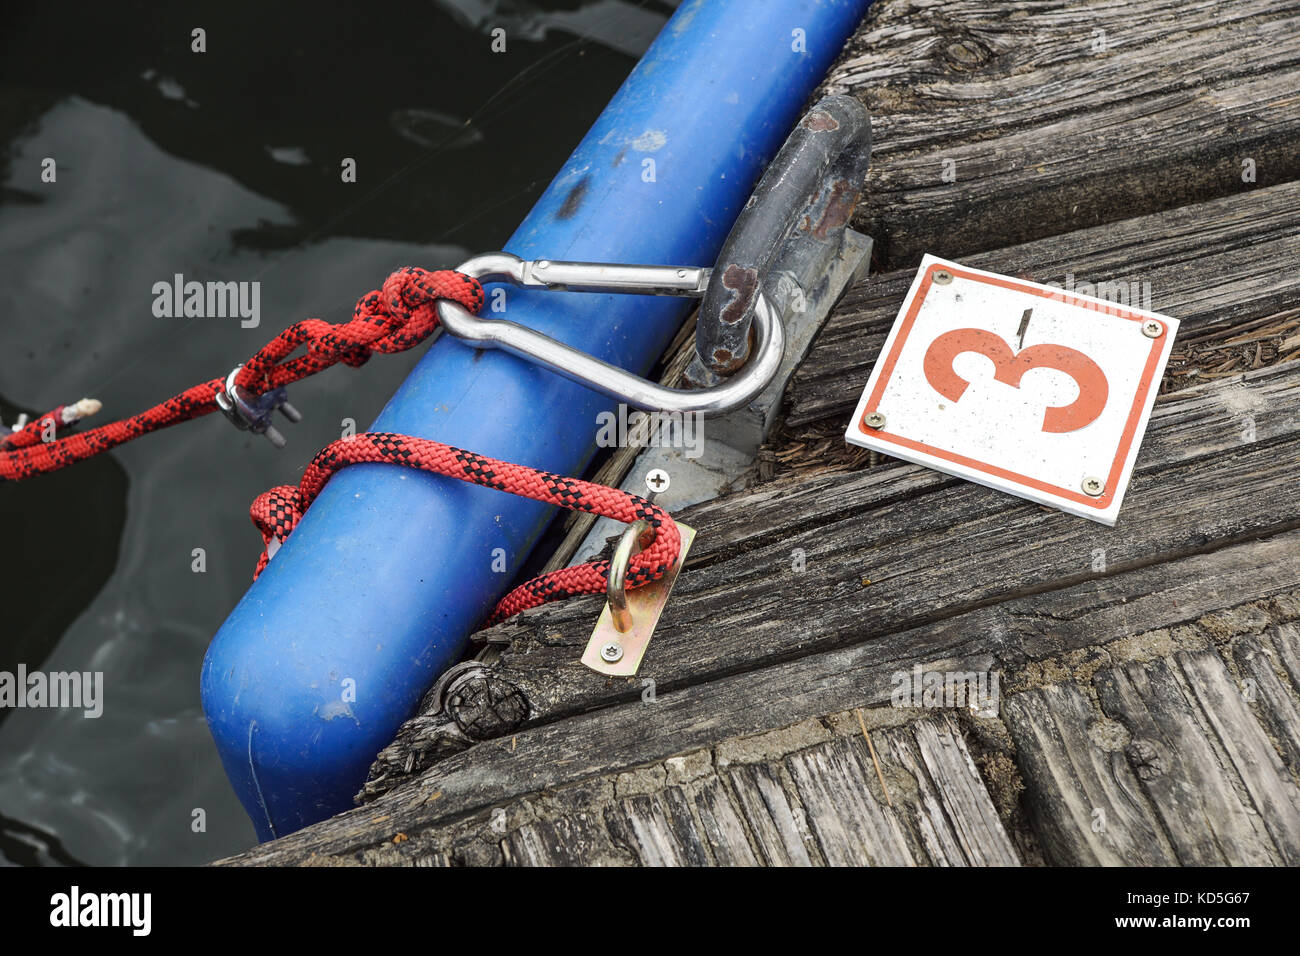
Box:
0 0 667 866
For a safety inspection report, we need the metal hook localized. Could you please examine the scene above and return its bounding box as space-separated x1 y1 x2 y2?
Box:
434 97 870 415
582 519 696 677
434 253 785 416
606 519 654 633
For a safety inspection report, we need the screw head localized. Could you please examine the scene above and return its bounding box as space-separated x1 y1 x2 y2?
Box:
864 411 886 429
645 468 671 494
1082 476 1106 497
1142 319 1164 338
536 259 551 269
933 270 953 285
600 642 624 663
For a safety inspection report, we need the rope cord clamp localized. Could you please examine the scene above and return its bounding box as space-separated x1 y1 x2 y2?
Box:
581 519 696 677
215 365 304 448
435 254 785 416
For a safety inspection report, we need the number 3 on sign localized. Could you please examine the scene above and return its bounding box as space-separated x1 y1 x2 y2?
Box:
845 255 1178 525
922 327 1109 433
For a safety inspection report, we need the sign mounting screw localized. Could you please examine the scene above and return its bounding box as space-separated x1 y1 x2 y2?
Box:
600 642 624 663
1142 320 1164 338
933 270 953 285
1082 476 1106 497
864 411 886 429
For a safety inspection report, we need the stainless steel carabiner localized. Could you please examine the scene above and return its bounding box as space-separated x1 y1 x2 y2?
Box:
434 253 785 416
434 95 870 416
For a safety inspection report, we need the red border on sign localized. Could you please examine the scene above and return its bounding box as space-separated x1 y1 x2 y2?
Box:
856 262 1168 509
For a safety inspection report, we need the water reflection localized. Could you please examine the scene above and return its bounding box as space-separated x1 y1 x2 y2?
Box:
0 0 656 865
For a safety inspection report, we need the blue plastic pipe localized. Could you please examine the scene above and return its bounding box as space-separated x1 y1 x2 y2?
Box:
202 0 873 840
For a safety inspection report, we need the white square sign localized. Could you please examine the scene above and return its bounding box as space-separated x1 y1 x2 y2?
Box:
845 255 1178 525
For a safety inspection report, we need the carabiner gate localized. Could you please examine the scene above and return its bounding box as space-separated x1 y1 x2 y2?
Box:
435 253 784 416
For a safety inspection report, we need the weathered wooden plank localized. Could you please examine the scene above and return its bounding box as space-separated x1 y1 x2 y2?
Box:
782 715 1020 866
269 624 1300 868
477 361 1300 729
985 534 1300 669
221 536 1300 864
361 503 1300 833
1094 654 1296 865
783 735 913 865
908 716 1019 866
784 181 1300 429
1175 649 1300 861
1232 628 1300 776
504 811 630 867
822 0 1300 266
280 713 1017 866
1003 684 1178 866
1271 622 1300 693
355 465 1300 846
724 762 818 866
688 776 761 866
604 790 709 866
1005 640 1300 867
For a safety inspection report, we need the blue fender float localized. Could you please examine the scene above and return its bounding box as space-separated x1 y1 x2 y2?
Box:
201 0 874 840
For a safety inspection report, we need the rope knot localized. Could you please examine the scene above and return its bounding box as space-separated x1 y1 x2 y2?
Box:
238 267 484 394
371 267 485 355
1 267 482 481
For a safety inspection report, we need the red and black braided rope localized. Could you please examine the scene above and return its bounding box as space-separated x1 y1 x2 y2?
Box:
3 264 680 626
250 432 681 628
0 268 484 481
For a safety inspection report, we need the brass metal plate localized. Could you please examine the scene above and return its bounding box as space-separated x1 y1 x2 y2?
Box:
581 523 695 677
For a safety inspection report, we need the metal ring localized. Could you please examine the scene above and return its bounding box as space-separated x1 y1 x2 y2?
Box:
607 520 652 633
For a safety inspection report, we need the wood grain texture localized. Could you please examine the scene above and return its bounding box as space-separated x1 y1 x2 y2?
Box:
219 536 1300 864
1003 683 1179 865
1274 623 1300 692
821 0 1300 267
1094 652 1300 864
225 714 1018 866
1232 628 1300 776
1004 639 1300 866
479 361 1300 730
1175 649 1300 861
